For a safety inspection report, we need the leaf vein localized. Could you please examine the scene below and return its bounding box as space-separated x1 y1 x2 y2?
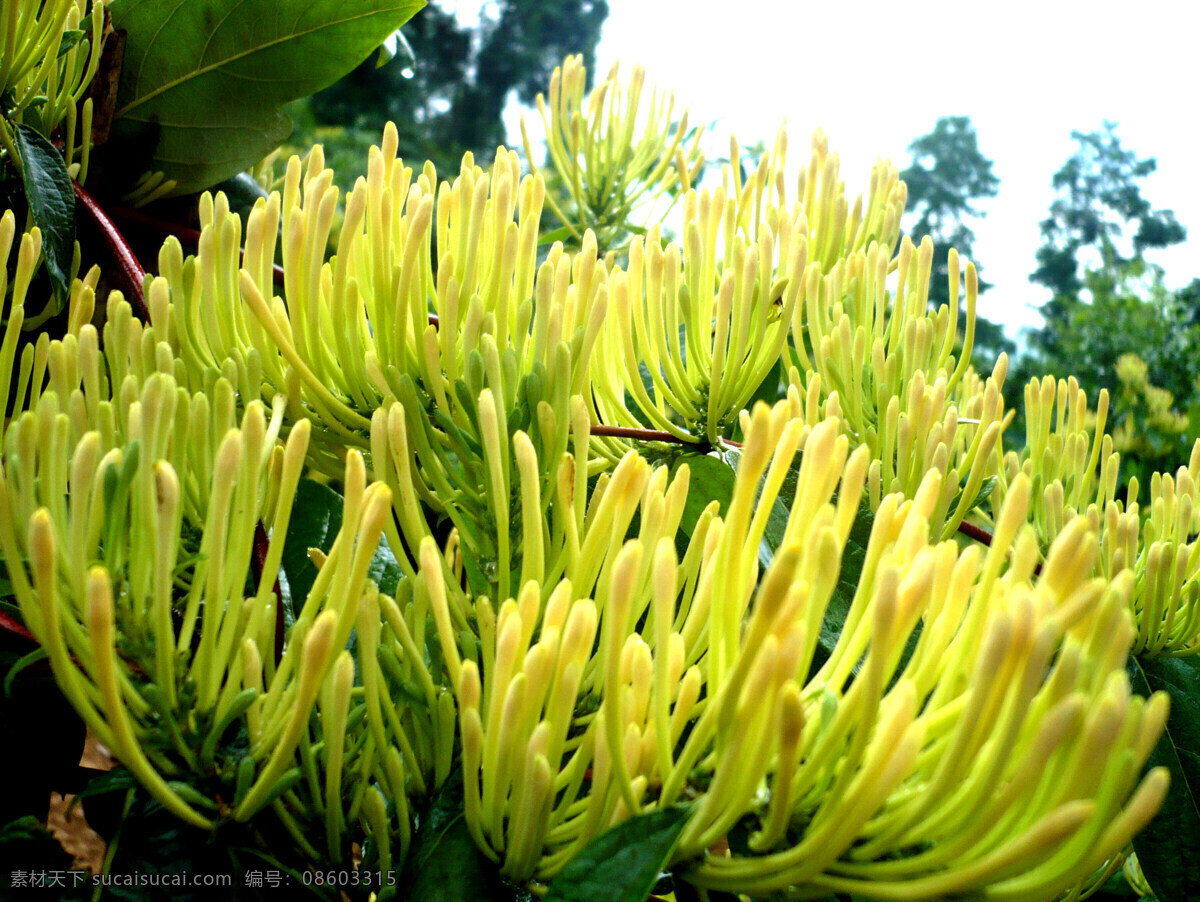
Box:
117 2 410 115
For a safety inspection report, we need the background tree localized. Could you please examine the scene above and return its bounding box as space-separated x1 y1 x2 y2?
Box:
901 116 1013 369
1011 123 1195 481
1028 121 1187 361
288 0 610 184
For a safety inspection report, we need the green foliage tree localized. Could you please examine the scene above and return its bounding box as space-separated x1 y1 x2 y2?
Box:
900 116 1013 368
1029 121 1187 361
293 0 609 182
1043 253 1200 484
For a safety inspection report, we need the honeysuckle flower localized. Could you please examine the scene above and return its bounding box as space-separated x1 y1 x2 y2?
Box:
1002 375 1115 548
420 399 1166 898
521 54 704 256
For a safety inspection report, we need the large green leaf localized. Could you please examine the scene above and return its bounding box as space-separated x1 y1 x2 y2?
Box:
544 806 690 902
1128 654 1200 900
108 0 425 194
14 124 75 301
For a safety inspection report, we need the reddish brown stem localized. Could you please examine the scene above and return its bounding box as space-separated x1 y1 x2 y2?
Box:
253 521 285 667
74 180 149 321
954 518 1043 575
589 424 695 443
956 520 994 547
0 609 36 643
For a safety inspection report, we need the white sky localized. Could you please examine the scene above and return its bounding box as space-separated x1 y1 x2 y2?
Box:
580 0 1200 341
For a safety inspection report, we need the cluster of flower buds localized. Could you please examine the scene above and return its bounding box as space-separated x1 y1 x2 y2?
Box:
422 400 1165 898
590 184 807 445
1007 375 1200 654
153 130 616 594
0 256 451 868
0 0 104 150
521 54 704 256
789 215 1008 537
587 124 905 449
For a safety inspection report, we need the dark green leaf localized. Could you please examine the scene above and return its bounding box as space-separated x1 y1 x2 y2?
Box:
280 480 404 618
14 124 75 300
746 357 784 410
108 0 426 194
814 502 874 673
674 453 736 538
948 475 997 525
1128 654 1200 900
56 29 87 58
545 806 690 902
0 639 87 823
0 816 74 881
401 775 530 902
720 447 789 570
209 171 270 220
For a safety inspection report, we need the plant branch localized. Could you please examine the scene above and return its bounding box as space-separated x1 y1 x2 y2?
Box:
74 180 149 321
956 520 994 547
0 609 36 643
589 424 696 443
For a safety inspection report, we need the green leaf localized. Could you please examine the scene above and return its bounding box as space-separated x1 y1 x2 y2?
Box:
674 453 736 538
56 29 87 58
545 806 691 902
108 0 426 195
400 775 530 902
814 501 874 672
279 480 404 618
1128 653 1200 901
537 225 575 245
13 124 75 300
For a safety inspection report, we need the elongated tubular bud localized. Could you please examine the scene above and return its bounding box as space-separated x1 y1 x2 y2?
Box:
238 271 370 433
254 418 311 610
26 509 106 738
86 566 214 828
650 539 677 784
237 609 338 820
421 536 463 688
359 785 393 875
599 541 644 816
151 462 181 708
321 651 355 858
513 431 545 587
